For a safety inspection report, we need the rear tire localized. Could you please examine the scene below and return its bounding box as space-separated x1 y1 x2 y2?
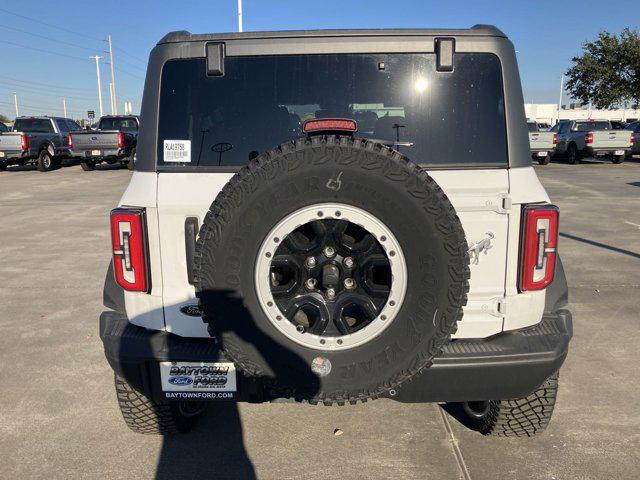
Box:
0 164 7 171
537 154 551 165
612 154 625 164
37 150 54 172
114 374 204 435
566 144 579 165
461 371 559 437
80 160 96 171
127 149 136 171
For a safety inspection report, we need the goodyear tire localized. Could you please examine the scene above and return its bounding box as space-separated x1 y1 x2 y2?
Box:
114 375 204 435
194 136 470 404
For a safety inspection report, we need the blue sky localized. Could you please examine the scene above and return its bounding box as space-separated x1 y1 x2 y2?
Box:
0 0 636 120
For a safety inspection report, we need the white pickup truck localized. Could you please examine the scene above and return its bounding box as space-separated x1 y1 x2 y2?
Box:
99 25 571 438
528 120 557 165
552 119 634 164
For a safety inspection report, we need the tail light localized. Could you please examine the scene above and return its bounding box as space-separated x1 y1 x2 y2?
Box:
631 132 635 145
21 133 29 150
303 118 357 134
519 205 559 291
552 133 557 145
117 132 125 148
585 132 593 144
110 208 150 292
67 134 73 148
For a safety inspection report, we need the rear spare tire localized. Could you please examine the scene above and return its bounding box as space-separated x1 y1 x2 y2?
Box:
194 136 470 404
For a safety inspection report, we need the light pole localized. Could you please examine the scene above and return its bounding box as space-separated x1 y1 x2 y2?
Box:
63 98 67 118
91 55 104 117
107 35 118 115
557 74 564 124
237 0 243 32
13 92 19 117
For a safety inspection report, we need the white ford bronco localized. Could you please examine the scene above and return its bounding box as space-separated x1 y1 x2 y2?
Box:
100 25 572 437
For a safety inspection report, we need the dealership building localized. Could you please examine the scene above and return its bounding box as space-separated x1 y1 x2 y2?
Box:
525 104 639 125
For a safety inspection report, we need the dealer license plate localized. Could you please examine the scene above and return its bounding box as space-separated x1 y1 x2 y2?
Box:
91 150 101 156
160 361 236 400
614 150 624 156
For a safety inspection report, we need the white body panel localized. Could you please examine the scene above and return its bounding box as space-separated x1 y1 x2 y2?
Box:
123 166 550 339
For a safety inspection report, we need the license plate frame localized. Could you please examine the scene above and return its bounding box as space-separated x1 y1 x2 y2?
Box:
159 361 237 401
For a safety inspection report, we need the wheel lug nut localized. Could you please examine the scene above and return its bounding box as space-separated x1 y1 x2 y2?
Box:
305 278 317 290
326 288 336 300
344 278 355 290
323 246 335 258
296 325 306 333
305 256 317 268
343 257 354 268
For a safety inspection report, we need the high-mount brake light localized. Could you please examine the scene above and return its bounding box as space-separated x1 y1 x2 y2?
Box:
117 132 125 148
110 208 150 292
519 205 559 291
585 132 593 144
552 133 557 145
21 133 29 150
303 118 358 134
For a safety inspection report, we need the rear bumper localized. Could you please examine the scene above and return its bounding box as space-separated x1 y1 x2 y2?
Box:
70 147 128 159
583 146 630 156
100 309 572 404
0 150 29 163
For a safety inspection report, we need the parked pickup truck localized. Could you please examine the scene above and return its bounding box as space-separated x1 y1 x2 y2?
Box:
69 115 139 171
528 120 556 165
552 119 633 164
0 116 80 171
625 121 640 158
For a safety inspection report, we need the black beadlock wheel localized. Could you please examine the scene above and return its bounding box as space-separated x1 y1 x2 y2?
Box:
194 136 470 405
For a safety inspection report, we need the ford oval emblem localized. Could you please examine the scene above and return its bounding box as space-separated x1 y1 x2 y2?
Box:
168 376 193 386
180 304 203 317
91 136 98 140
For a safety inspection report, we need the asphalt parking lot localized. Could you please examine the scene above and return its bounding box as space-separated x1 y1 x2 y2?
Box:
1 158 639 480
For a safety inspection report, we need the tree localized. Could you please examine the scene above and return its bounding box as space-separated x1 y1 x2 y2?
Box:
565 28 640 109
0 113 10 124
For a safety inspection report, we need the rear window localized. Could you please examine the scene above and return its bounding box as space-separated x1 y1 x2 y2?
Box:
99 117 138 130
157 53 507 169
527 122 538 132
13 118 54 133
575 121 610 131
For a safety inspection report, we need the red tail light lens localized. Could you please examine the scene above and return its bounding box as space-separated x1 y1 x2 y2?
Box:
519 205 559 291
631 132 635 145
585 132 593 144
303 118 357 134
21 133 29 150
552 133 557 145
117 132 125 148
67 134 73 148
110 208 150 292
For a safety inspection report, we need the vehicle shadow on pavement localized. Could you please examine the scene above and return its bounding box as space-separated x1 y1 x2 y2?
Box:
559 232 640 259
109 284 320 480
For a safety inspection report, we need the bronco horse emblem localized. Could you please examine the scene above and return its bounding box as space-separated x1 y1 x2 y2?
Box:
468 232 494 265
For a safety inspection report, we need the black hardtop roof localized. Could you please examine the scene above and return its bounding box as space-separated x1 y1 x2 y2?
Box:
158 25 506 44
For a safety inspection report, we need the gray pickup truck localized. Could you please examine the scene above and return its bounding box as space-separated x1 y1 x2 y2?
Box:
528 120 556 165
69 115 139 171
625 121 639 157
552 119 633 164
0 116 80 171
